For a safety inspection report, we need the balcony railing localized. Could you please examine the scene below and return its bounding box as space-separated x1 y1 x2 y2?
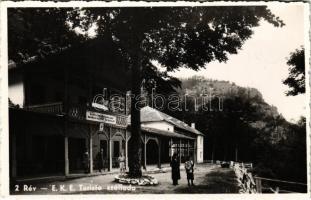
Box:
26 102 63 115
26 102 128 128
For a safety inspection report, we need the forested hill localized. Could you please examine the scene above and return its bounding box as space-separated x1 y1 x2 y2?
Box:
165 76 306 183
178 76 281 125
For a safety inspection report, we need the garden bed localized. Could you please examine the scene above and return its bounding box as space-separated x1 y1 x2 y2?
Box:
114 174 159 186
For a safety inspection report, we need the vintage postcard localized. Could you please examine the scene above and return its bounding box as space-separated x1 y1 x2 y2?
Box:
0 1 310 199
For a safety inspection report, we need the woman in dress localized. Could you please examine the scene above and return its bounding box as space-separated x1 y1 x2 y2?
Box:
185 156 194 186
118 152 126 174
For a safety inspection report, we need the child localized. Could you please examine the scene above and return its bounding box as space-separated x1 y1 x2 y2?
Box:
185 156 194 186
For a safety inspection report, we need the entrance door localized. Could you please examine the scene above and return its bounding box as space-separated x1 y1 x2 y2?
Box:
113 141 120 157
146 140 158 165
113 141 120 167
68 138 86 173
100 140 108 158
99 140 108 169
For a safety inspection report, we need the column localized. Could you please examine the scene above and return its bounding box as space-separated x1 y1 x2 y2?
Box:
89 136 93 174
64 136 69 176
108 128 112 171
170 138 173 160
187 140 190 156
193 140 197 163
144 134 147 170
179 139 182 164
125 131 128 170
157 138 161 169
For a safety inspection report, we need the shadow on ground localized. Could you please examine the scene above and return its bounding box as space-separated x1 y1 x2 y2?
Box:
174 168 239 193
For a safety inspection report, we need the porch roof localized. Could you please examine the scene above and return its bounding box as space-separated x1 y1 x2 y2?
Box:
141 126 195 140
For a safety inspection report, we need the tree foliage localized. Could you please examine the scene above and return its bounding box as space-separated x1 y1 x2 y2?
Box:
8 6 284 177
8 8 86 64
283 47 305 96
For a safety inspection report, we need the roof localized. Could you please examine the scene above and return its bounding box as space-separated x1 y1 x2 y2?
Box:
141 127 195 140
129 106 204 136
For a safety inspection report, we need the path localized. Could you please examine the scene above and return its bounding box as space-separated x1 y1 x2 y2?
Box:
12 164 239 194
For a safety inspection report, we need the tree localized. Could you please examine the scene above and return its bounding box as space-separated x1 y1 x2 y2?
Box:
8 8 86 64
9 6 284 178
283 47 305 96
76 6 283 177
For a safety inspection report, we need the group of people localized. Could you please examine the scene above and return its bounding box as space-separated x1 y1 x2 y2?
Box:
170 153 195 187
85 150 194 187
96 149 126 173
83 149 126 174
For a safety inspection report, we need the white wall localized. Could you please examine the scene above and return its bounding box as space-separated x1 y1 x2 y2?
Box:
9 74 24 108
196 135 204 163
142 121 174 132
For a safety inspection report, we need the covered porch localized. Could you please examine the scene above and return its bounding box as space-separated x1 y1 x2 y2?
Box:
131 126 195 170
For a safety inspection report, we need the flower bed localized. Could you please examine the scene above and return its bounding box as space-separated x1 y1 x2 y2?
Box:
114 174 159 186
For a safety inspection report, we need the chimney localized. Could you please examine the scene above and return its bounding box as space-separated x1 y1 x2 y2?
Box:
191 123 195 129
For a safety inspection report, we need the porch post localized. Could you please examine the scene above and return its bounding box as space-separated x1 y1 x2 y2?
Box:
88 71 93 174
193 140 197 163
64 57 69 176
157 138 161 169
108 127 112 171
125 131 128 170
179 139 182 164
144 134 147 170
170 138 173 160
64 136 69 176
187 140 190 156
89 136 93 173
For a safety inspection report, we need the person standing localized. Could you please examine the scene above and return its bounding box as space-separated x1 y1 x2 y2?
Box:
185 156 195 186
118 152 126 174
96 148 106 172
170 153 180 185
83 151 90 174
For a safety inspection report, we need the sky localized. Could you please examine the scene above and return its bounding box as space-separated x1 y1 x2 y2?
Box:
170 4 307 122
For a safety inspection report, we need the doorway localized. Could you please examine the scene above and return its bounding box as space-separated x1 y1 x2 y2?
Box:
68 138 86 173
146 140 158 165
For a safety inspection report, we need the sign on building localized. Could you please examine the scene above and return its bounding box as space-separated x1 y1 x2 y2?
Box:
99 123 104 131
86 111 117 125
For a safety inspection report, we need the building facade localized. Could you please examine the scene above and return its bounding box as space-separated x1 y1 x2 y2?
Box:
132 106 204 169
8 38 204 180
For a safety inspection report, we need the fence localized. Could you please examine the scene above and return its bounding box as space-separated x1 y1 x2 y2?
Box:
254 176 307 193
232 162 307 193
233 162 256 193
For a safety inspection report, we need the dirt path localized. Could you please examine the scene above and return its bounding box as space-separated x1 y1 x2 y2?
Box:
12 164 239 194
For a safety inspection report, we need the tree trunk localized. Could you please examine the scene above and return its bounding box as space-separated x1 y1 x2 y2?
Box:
128 51 143 178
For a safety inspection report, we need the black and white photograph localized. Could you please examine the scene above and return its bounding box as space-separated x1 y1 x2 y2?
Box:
0 1 309 197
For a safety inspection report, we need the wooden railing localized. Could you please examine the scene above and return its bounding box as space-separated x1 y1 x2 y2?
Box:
234 162 256 193
26 102 63 115
25 102 128 127
233 162 307 193
254 176 307 193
